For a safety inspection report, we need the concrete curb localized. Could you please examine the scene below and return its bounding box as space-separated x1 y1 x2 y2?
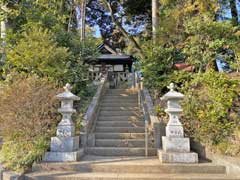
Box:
191 140 240 175
209 154 240 175
0 165 23 180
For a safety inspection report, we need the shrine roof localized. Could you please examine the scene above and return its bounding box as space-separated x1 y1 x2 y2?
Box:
98 54 133 60
84 43 136 65
84 54 135 65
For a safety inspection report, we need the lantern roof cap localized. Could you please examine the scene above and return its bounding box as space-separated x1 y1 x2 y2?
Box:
161 83 184 101
56 83 80 101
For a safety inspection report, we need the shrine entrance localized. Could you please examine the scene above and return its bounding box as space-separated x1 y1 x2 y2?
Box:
84 44 136 88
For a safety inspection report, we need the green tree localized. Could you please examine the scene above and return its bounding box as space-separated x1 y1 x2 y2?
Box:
152 0 160 43
229 0 239 26
183 16 240 72
143 0 240 73
6 27 70 80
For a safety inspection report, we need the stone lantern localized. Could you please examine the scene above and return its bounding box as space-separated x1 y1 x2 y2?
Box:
158 83 198 163
44 84 84 162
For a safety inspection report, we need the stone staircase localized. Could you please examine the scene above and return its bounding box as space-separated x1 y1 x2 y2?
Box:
86 88 157 156
26 156 240 180
24 88 240 180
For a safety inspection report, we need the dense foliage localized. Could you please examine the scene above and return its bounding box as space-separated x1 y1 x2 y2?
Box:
0 0 240 173
181 72 240 155
6 27 70 80
0 76 60 172
142 0 240 156
0 0 99 172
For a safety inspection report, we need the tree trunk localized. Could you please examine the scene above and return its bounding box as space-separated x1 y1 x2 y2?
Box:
0 20 6 43
229 0 239 26
104 0 145 59
152 0 159 43
81 0 86 41
67 3 74 32
1 18 7 62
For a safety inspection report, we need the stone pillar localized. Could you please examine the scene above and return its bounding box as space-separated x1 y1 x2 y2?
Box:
125 68 133 89
135 71 140 90
44 84 84 162
158 83 198 163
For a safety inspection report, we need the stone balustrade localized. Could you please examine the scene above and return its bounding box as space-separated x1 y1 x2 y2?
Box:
81 74 109 147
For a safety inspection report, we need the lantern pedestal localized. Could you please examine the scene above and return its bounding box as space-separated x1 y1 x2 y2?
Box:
158 83 198 164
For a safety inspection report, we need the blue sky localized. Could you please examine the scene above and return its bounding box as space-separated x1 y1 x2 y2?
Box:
94 26 101 37
219 0 240 19
90 1 240 38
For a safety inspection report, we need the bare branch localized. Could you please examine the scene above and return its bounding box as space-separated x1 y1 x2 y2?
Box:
103 0 145 59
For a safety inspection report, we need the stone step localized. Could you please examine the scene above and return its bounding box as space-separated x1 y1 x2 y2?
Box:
96 121 144 127
101 103 138 107
99 111 141 116
102 99 138 103
86 147 157 156
106 89 137 93
95 139 154 147
31 156 227 174
98 116 141 121
100 107 140 111
105 95 137 98
95 133 145 139
106 93 138 96
95 127 145 133
106 90 137 93
103 96 138 101
104 94 138 98
24 172 240 180
29 156 233 179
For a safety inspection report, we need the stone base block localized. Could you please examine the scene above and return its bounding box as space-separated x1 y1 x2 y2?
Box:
43 149 84 162
158 150 198 163
162 136 190 153
50 136 79 152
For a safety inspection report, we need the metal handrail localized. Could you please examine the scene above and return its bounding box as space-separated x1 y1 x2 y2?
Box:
138 77 149 157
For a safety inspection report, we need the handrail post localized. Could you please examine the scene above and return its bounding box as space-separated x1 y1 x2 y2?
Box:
138 76 141 108
141 77 148 157
145 117 148 157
